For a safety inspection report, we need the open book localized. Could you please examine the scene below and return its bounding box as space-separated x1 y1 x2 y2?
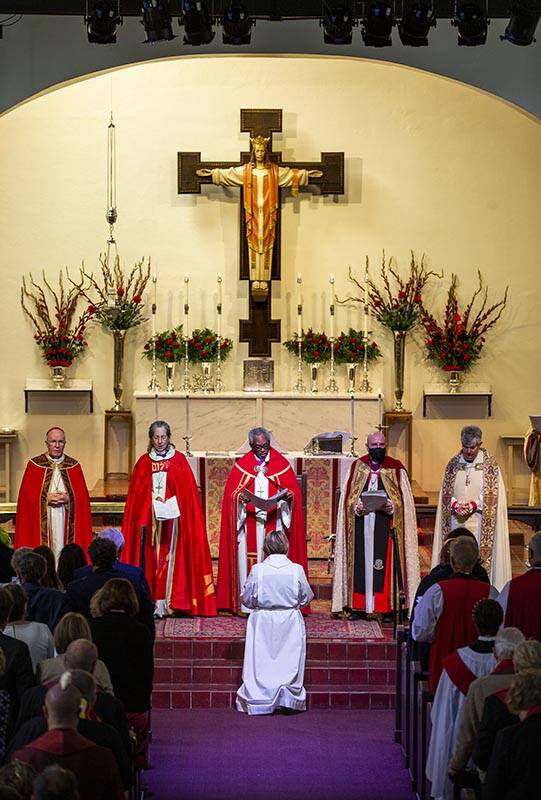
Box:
241 487 290 512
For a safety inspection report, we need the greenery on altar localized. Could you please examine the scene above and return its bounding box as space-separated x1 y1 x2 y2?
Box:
283 329 331 363
187 328 233 363
420 272 508 372
334 329 382 365
21 270 96 368
143 326 184 363
81 254 151 331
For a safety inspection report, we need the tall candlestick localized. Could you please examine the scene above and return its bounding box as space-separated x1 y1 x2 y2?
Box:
185 393 190 438
296 273 302 335
217 273 223 338
378 388 383 429
350 392 355 435
183 273 190 336
329 273 335 339
363 263 369 337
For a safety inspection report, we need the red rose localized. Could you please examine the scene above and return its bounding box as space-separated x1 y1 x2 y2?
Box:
133 294 142 304
205 336 212 344
201 350 208 358
166 338 174 346
144 343 150 351
313 350 320 359
195 342 202 349
165 351 173 360
117 287 125 297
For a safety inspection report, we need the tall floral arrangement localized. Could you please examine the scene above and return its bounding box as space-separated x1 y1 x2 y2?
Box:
21 271 96 367
81 254 150 331
283 329 331 364
420 272 508 371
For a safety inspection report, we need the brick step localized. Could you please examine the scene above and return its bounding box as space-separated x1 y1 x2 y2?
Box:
154 658 394 669
152 685 395 711
153 664 396 687
154 640 396 662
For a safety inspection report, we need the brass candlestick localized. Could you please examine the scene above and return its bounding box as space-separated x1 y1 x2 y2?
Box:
360 333 372 392
326 337 339 393
180 337 191 392
293 336 306 392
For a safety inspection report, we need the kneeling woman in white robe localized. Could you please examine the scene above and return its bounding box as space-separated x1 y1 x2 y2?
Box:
236 530 314 715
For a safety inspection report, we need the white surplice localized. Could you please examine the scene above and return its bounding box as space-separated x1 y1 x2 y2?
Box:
236 554 314 715
426 646 496 800
47 456 66 557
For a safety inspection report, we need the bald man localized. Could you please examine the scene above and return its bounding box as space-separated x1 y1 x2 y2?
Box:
15 427 92 556
332 430 420 618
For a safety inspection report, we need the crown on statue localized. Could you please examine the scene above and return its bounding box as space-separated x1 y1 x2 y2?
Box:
250 135 270 149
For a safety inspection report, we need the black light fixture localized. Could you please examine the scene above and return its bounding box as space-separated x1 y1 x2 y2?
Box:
141 0 175 43
85 1 122 44
398 1 436 46
321 3 355 44
501 0 541 45
222 2 254 45
452 2 489 45
361 1 395 47
181 1 215 45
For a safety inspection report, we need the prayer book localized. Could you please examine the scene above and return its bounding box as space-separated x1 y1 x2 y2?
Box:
241 487 289 512
153 495 180 520
361 490 388 512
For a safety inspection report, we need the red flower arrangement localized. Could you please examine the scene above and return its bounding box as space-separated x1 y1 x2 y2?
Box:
187 328 233 363
283 329 331 364
21 271 96 368
420 272 508 371
80 254 150 331
143 326 184 363
334 329 382 365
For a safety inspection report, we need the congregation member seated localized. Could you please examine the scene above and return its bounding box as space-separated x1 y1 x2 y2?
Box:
18 640 130 758
11 673 124 800
90 579 154 767
236 531 314 715
33 546 62 591
57 544 87 591
11 551 71 633
426 598 503 800
449 626 525 779
2 584 54 673
67 538 154 639
0 536 15 584
409 528 490 670
0 761 36 800
32 765 78 800
497 529 541 641
36 613 113 694
71 528 151 600
473 639 541 774
412 536 497 692
0 588 35 724
482 668 541 800
7 669 132 792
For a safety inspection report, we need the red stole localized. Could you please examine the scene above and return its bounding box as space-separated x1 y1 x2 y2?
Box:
443 650 478 695
492 659 515 675
428 577 490 693
505 569 541 641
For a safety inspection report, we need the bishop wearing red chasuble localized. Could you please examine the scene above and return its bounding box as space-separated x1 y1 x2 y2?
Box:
123 420 216 617
15 427 93 557
217 427 309 614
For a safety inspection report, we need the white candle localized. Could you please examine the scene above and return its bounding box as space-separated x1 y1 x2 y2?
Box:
378 388 383 428
185 393 190 438
183 273 190 337
329 273 335 339
217 273 223 338
351 393 355 437
363 265 369 338
297 273 302 335
152 273 157 307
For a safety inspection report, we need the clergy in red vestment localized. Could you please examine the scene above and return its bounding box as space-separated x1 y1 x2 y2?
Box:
123 420 216 617
332 430 419 618
15 427 93 558
412 536 496 693
498 530 541 641
217 427 309 614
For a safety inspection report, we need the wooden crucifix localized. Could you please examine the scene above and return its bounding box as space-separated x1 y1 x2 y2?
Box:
177 109 345 357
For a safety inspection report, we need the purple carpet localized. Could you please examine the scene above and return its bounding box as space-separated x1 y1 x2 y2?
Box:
145 709 413 800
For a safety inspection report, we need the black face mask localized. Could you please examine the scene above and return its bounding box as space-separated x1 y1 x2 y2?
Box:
368 447 386 464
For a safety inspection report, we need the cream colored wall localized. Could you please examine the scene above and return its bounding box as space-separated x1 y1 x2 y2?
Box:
1 55 539 496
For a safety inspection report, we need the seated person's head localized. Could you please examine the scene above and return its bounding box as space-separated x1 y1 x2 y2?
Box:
66 669 97 713
32 765 78 800
63 640 98 677
494 627 525 663
87 538 117 571
90 578 139 618
506 668 541 719
57 544 87 588
472 598 503 637
53 613 93 656
0 761 36 800
527 530 541 567
44 673 82 730
450 536 479 574
3 584 28 624
0 587 14 629
441 528 477 565
33 545 59 588
263 530 289 558
97 528 125 557
513 640 541 672
11 550 46 586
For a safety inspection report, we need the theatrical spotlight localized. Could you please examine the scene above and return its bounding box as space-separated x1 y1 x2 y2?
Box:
181 1 215 45
398 1 436 46
141 0 175 43
320 3 355 45
361 1 395 47
85 1 122 44
222 2 254 45
501 0 541 45
452 2 489 46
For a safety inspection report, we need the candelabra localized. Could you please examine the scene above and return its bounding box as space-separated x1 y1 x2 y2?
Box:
360 334 372 393
293 336 306 392
326 337 339 393
180 337 191 392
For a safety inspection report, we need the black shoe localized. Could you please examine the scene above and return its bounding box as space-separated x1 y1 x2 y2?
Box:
348 611 368 621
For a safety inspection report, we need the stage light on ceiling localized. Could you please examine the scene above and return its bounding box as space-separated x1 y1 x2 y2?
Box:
361 1 395 47
452 2 489 45
141 0 175 43
181 0 215 45
398 1 436 46
500 0 541 45
85 2 122 44
320 3 355 45
222 2 254 45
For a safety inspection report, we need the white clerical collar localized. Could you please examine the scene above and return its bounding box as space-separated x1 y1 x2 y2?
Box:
47 454 65 466
150 445 175 461
460 451 483 467
478 635 496 641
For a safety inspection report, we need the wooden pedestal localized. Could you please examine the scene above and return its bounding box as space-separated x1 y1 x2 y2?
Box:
104 410 134 481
